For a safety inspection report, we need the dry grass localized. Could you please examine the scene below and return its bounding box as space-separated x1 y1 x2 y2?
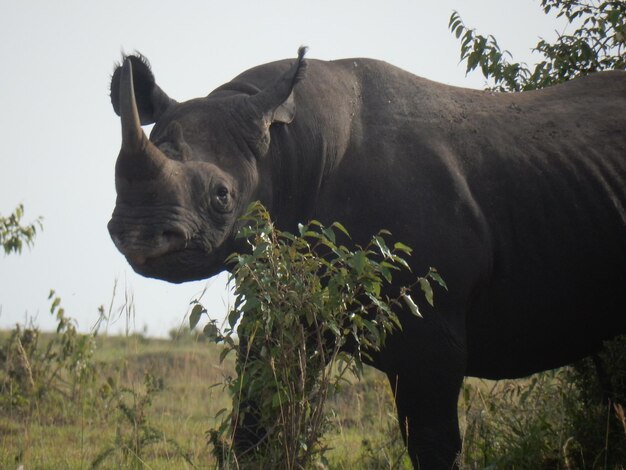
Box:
0 332 408 469
0 333 231 469
6 328 624 469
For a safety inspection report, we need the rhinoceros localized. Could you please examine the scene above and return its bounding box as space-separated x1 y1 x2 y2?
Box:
108 47 626 469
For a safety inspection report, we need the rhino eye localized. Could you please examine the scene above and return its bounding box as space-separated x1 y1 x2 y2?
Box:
217 186 229 201
214 186 232 212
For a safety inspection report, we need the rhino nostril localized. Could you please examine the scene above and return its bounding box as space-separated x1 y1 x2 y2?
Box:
108 220 126 243
109 228 125 248
162 229 184 239
108 220 188 263
111 233 123 246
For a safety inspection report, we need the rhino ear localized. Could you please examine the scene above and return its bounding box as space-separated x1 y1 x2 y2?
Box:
110 54 176 125
269 91 297 124
246 47 308 155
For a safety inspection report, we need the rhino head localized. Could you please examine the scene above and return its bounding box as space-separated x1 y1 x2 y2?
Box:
108 49 307 283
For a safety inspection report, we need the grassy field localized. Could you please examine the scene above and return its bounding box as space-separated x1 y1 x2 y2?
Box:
1 333 223 469
0 330 411 469
2 325 626 469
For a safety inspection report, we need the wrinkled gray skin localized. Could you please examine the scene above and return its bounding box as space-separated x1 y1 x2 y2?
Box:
109 48 626 469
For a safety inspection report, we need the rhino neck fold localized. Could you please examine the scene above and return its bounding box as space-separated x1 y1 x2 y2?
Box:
262 124 342 232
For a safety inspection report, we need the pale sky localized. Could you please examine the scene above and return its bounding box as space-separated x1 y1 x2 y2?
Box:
0 0 565 337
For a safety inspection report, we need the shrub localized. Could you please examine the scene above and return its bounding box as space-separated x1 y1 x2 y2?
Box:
562 336 626 468
92 372 193 469
0 204 42 255
200 203 442 469
460 341 626 469
0 291 97 417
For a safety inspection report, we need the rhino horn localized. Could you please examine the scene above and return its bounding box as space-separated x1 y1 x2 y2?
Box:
117 58 168 179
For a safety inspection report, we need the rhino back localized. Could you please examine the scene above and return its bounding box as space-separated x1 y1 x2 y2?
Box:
215 57 626 377
305 62 626 378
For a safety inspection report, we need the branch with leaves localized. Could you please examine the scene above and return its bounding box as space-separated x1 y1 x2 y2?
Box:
191 202 445 468
449 0 626 91
1 204 43 256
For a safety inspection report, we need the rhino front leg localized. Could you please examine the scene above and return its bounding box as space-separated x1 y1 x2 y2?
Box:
384 320 466 469
390 372 462 469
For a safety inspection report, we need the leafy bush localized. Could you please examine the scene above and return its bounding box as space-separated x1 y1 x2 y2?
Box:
562 336 626 468
92 372 193 469
168 325 207 343
198 203 442 469
449 0 626 92
460 370 576 468
0 291 97 417
0 204 42 255
460 354 626 469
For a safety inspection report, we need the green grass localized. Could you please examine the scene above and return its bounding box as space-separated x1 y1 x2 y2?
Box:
0 333 229 469
3 328 626 469
0 331 408 469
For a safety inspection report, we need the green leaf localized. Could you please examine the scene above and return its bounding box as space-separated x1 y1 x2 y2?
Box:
228 308 240 329
331 221 351 238
402 293 422 318
455 24 463 39
428 268 448 290
390 254 410 270
607 9 620 25
362 319 381 345
219 346 232 364
351 251 367 276
222 335 235 349
393 241 413 255
364 279 381 297
322 226 336 244
203 322 220 341
380 265 392 283
374 235 392 258
242 297 261 313
328 322 341 338
189 304 204 330
272 390 286 408
419 278 434 307
253 242 270 257
467 50 481 72
214 408 228 419
448 11 458 28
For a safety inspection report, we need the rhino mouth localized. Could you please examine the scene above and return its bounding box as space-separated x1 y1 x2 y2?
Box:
125 240 230 283
122 239 187 268
109 221 185 256
108 212 234 282
130 251 201 283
